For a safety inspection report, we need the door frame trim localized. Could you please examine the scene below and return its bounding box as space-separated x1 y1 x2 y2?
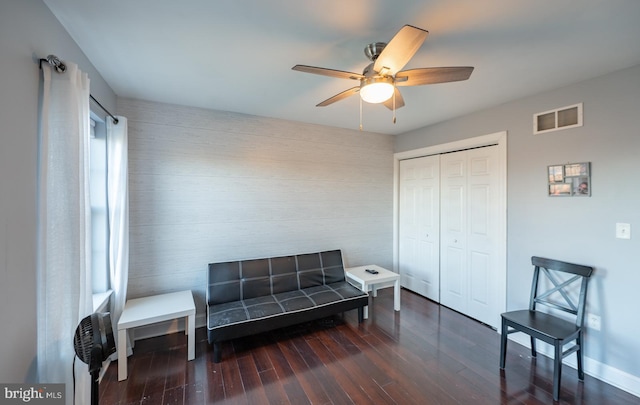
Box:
393 131 508 328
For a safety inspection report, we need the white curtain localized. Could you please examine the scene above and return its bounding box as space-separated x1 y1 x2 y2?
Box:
106 116 131 358
37 62 93 404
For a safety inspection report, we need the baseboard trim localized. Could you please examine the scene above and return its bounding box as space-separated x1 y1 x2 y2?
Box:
508 334 640 399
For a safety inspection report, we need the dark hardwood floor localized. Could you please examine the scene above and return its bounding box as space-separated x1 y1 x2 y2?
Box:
100 288 639 404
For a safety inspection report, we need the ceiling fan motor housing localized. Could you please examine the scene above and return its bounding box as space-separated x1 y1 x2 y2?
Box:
364 42 387 61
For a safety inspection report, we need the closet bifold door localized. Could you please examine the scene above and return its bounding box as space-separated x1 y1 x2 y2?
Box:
398 155 440 302
440 146 501 328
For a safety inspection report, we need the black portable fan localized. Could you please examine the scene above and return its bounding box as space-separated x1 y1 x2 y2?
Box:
74 312 116 405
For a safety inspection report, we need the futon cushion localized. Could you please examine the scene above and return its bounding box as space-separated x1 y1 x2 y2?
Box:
208 281 364 329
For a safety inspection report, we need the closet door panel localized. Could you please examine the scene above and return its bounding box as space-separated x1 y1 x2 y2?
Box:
465 147 500 324
440 146 500 326
440 152 468 312
398 155 440 301
469 251 490 307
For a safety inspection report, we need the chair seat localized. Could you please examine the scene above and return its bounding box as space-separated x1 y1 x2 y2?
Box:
502 309 579 342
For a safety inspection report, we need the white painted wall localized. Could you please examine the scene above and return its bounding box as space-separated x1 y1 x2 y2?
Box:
117 98 394 320
395 64 640 394
0 1 116 382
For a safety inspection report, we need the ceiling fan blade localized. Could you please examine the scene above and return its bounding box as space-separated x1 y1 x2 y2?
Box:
373 25 428 75
316 87 360 107
395 66 474 87
383 88 405 110
292 65 363 80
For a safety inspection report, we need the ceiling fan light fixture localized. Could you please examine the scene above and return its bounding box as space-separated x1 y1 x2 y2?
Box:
360 76 394 104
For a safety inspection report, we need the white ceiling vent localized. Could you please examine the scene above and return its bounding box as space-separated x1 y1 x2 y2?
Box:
534 103 583 134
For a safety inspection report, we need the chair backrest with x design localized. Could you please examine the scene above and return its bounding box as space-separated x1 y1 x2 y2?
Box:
530 256 593 326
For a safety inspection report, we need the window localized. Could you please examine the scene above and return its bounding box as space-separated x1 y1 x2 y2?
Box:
89 115 110 305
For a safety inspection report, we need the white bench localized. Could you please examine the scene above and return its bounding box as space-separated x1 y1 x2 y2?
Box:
117 290 196 381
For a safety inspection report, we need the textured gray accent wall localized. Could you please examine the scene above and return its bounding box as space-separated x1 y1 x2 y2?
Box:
395 65 640 385
118 98 394 317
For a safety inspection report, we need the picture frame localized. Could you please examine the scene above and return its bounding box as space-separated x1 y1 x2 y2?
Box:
549 182 571 196
564 162 589 177
548 162 590 197
548 165 564 183
572 176 590 196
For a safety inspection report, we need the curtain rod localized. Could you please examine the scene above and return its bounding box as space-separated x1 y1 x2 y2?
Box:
39 55 119 125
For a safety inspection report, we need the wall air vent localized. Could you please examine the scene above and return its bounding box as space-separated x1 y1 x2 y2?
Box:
534 103 583 134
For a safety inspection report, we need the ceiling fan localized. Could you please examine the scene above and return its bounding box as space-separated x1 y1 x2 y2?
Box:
292 25 473 121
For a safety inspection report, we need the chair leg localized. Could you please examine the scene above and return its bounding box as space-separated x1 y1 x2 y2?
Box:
576 332 585 380
553 342 562 402
358 306 364 323
500 320 508 369
530 336 537 357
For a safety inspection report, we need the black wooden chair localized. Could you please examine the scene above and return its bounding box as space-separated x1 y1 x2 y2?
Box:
499 256 594 402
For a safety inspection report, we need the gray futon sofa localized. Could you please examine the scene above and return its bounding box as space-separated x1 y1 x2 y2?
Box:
206 249 368 362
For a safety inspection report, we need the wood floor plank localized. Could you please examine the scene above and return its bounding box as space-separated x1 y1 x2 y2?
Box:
276 338 332 404
236 355 270 405
219 357 246 402
101 289 640 405
162 385 184 405
258 367 292 405
317 327 395 404
204 357 224 403
305 335 377 404
140 349 171 404
124 350 154 403
265 340 312 405
290 334 354 404
183 382 204 405
165 345 187 390
340 317 459 403
251 344 275 374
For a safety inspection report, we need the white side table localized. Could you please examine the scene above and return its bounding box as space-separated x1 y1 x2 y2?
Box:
117 290 196 381
345 265 400 319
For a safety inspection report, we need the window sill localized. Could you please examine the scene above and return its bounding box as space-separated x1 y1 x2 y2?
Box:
93 290 113 312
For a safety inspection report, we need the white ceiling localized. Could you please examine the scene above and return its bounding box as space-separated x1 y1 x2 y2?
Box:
44 0 640 135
